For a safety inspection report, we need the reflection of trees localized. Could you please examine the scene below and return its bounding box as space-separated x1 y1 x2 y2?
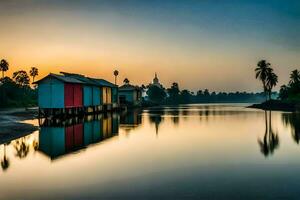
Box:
33 139 39 151
148 109 165 135
149 115 163 135
258 111 279 157
13 137 30 159
1 144 10 171
169 109 179 125
282 113 300 144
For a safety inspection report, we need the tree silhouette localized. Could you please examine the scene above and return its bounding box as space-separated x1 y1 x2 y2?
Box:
289 70 300 85
167 82 180 104
12 70 30 87
255 60 272 100
279 85 289 100
29 67 38 83
0 59 9 78
266 69 278 100
147 85 166 104
123 78 130 85
278 69 300 100
113 70 119 85
204 89 210 96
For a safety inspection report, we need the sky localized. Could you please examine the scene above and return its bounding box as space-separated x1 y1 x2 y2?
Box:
0 0 299 92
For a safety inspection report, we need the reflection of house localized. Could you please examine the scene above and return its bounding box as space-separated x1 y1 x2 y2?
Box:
120 110 142 127
119 83 142 106
38 114 119 160
119 110 142 133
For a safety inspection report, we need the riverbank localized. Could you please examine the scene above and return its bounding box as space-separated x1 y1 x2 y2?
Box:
0 108 39 145
248 100 298 112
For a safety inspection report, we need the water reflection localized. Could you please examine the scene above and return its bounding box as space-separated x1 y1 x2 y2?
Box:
1 144 10 171
2 105 300 199
282 112 300 144
120 109 142 134
39 113 119 160
258 111 280 157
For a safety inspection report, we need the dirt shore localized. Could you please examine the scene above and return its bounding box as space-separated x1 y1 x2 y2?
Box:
0 108 39 144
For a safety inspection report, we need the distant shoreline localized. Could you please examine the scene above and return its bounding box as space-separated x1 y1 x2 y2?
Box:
248 100 298 112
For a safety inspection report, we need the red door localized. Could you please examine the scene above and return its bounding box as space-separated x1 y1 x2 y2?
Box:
73 84 83 107
65 83 74 108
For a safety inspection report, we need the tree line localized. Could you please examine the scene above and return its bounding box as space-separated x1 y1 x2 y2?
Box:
279 70 300 101
144 59 298 105
0 59 39 107
144 81 268 105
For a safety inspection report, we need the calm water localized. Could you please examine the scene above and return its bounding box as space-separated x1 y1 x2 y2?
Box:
1 104 300 199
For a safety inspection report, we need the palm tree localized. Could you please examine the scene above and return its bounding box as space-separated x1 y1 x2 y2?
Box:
255 60 272 100
12 70 30 87
29 67 38 83
289 70 300 85
0 59 9 78
266 70 278 100
113 70 119 85
123 78 130 85
279 85 289 100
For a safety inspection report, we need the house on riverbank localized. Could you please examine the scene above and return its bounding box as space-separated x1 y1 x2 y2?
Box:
119 83 142 107
34 73 118 117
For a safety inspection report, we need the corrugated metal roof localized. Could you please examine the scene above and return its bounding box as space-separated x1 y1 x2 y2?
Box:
90 78 117 88
34 72 117 88
60 72 98 86
119 84 141 91
33 73 84 84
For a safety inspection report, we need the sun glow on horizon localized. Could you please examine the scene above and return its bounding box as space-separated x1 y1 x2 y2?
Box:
1 0 299 92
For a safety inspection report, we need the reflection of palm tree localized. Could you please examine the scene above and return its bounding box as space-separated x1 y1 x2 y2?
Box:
14 138 30 159
1 144 10 171
282 113 300 144
258 111 279 157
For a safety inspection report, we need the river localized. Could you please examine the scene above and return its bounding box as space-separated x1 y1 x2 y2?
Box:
0 104 299 199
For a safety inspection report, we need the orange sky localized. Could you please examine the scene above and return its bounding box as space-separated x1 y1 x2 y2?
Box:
1 0 299 92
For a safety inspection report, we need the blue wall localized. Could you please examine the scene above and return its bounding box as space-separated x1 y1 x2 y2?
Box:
38 77 64 108
83 86 93 106
38 83 51 108
119 91 135 102
51 82 64 108
92 86 101 106
112 88 118 103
